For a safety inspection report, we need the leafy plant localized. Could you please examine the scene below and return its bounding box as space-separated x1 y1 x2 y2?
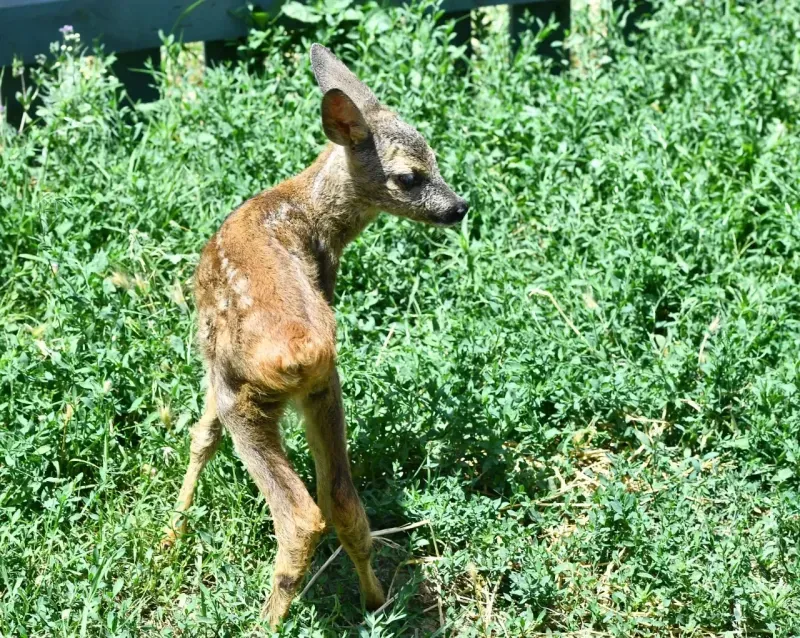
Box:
1 0 799 635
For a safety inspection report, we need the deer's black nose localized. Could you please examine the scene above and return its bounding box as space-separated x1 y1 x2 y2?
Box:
443 199 469 224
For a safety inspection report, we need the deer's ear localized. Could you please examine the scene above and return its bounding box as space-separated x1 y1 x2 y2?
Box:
321 89 370 146
311 43 379 111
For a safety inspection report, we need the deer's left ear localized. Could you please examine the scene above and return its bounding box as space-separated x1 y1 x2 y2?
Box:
311 43 379 112
321 88 371 146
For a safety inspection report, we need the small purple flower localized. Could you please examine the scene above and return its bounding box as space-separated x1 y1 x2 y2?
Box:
59 25 74 35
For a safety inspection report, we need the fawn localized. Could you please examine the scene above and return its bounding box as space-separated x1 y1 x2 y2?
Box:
162 43 469 626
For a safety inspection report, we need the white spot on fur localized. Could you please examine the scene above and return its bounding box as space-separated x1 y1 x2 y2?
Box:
218 297 229 311
264 202 293 230
240 295 253 308
232 277 248 295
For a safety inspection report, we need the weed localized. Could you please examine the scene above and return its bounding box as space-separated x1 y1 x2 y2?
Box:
1 0 799 635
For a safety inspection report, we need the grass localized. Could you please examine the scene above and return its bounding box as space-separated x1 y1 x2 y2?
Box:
1 0 800 635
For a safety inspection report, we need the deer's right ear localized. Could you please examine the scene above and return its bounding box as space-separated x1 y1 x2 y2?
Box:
321 89 370 147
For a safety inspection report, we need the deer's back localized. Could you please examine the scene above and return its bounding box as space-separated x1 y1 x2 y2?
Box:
195 190 337 396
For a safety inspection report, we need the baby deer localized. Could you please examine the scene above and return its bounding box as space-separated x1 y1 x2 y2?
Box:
162 43 468 626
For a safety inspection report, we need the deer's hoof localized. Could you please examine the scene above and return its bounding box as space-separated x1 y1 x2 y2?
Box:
160 524 183 551
364 585 386 612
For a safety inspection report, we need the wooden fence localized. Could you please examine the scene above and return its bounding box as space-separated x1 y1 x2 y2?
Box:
0 0 645 125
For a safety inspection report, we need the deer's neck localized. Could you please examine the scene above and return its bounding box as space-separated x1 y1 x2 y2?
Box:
294 144 378 261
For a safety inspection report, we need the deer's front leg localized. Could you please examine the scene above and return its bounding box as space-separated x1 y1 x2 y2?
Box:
299 370 385 610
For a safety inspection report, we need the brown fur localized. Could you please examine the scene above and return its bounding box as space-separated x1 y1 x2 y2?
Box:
163 44 468 627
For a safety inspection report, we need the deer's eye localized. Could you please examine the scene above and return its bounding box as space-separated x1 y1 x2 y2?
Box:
395 172 422 190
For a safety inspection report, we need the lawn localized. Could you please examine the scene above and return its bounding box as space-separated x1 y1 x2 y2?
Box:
1 0 799 635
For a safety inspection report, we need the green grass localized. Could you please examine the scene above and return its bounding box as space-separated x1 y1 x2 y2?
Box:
2 0 800 635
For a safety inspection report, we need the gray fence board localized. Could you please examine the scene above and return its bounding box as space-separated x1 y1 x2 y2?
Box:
1 0 576 126
0 0 564 66
0 0 251 65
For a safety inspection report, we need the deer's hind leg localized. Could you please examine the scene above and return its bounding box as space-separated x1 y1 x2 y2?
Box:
217 382 326 627
299 371 385 610
163 386 222 548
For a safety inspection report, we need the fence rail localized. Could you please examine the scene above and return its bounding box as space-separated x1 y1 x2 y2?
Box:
1 0 645 125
